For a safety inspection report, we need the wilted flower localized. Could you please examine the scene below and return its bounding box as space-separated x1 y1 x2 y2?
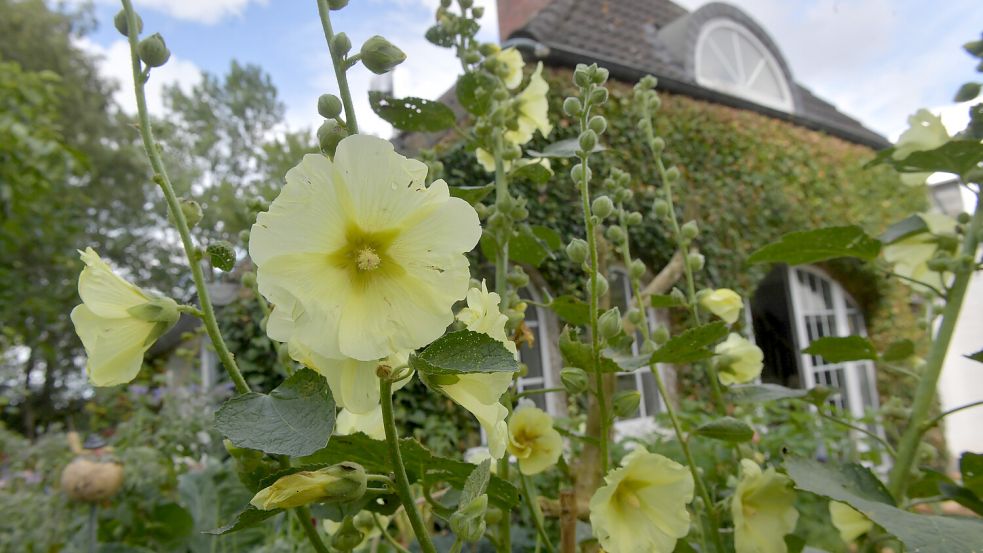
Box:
829 501 872 543
715 333 763 385
71 248 179 386
457 280 517 357
250 135 481 362
700 288 744 324
507 404 562 475
883 212 957 293
336 405 385 440
505 62 552 145
589 447 694 553
495 47 525 89
731 459 799 553
893 109 949 160
251 462 367 510
431 372 513 458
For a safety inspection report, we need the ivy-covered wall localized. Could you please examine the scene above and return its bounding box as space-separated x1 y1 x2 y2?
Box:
437 66 927 402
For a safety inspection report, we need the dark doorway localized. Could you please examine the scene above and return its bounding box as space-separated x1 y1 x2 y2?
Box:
750 266 802 389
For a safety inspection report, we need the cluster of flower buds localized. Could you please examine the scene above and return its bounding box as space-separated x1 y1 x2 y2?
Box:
114 8 170 69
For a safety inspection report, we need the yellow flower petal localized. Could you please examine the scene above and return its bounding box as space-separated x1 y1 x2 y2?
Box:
336 406 386 440
440 372 513 458
715 333 763 385
829 501 872 543
457 280 518 358
507 405 562 475
505 62 552 145
700 288 744 324
732 459 799 553
71 304 156 386
496 47 525 89
77 247 149 318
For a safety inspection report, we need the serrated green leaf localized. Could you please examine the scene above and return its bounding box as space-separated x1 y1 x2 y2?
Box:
880 215 929 244
881 339 915 362
649 322 728 364
368 91 455 132
749 226 881 265
785 457 983 553
527 138 604 158
409 330 519 376
559 327 621 373
803 336 878 363
548 295 590 326
729 383 809 404
215 369 335 457
300 433 519 509
650 293 685 308
694 417 755 443
205 506 282 535
449 183 494 205
893 140 983 176
457 71 496 116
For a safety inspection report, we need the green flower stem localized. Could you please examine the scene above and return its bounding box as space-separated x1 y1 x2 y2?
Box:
294 506 330 553
519 471 556 553
514 387 566 399
577 97 610 476
653 154 726 416
817 410 896 458
88 504 97 553
121 0 249 395
373 513 411 553
923 399 983 431
888 194 983 498
379 379 438 553
315 0 358 134
177 304 204 318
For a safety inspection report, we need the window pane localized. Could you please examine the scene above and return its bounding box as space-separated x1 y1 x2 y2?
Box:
609 270 631 312
640 370 660 416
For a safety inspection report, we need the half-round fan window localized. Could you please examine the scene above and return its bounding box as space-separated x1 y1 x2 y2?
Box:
694 18 793 112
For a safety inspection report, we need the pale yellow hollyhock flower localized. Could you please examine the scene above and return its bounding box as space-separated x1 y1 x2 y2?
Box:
495 47 525 89
250 463 367 510
476 147 507 173
507 405 562 475
250 135 481 362
829 501 873 543
70 248 178 386
438 372 513 458
700 288 744 324
457 280 518 358
715 333 763 385
505 62 552 145
882 212 957 293
289 345 411 414
336 405 385 440
893 109 949 160
731 459 799 553
589 447 694 553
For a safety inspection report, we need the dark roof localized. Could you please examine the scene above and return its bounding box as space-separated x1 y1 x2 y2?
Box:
508 0 888 148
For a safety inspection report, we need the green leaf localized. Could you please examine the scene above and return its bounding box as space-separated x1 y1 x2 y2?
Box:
215 369 335 457
893 140 983 176
449 183 494 205
748 226 881 265
301 433 519 509
147 503 194 545
460 459 491 506
961 452 983 497
882 339 916 362
802 336 878 363
548 295 590 326
558 327 621 373
784 534 806 553
650 293 685 308
880 214 930 244
955 82 982 102
649 322 728 364
206 240 236 271
527 138 604 158
205 506 282 535
694 417 755 443
785 456 983 553
424 25 456 47
368 91 455 132
480 225 561 267
729 383 809 404
602 349 651 372
409 330 519 376
456 71 496 116
967 349 983 363
939 482 983 517
509 161 553 184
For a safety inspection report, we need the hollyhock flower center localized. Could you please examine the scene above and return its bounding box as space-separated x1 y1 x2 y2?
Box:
613 481 643 510
328 225 403 285
356 247 381 271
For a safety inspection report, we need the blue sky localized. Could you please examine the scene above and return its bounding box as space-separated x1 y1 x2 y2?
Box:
75 0 982 140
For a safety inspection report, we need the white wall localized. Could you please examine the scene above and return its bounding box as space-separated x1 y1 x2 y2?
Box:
939 271 983 463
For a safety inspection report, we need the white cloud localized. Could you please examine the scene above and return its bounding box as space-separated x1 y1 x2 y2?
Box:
67 0 267 24
75 37 202 115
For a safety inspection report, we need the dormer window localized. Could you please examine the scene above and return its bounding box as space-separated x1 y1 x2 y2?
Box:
694 18 793 112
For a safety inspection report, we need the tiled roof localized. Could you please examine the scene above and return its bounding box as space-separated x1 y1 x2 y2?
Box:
509 0 888 148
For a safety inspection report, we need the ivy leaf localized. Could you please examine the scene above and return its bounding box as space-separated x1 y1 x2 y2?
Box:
649 322 728 364
880 214 929 244
301 433 519 509
893 140 983 176
449 183 494 205
368 91 455 132
409 330 519 376
456 71 496 116
548 295 590 326
785 456 983 553
215 369 335 457
527 138 604 158
205 506 281 535
882 339 915 362
748 226 881 265
650 293 685 308
694 417 755 443
729 383 809 403
802 336 878 363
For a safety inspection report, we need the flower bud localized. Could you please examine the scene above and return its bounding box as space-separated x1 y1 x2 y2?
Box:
626 308 643 325
246 197 270 212
114 10 143 37
604 225 626 244
502 142 522 161
592 67 609 85
566 238 588 264
331 516 364 552
138 33 171 67
588 115 608 135
472 6 485 18
651 136 666 152
507 267 530 288
574 66 591 87
598 307 622 339
652 325 670 345
250 462 367 510
241 271 257 289
670 288 688 305
560 367 589 394
332 32 352 55
563 97 582 117
626 211 643 226
687 252 705 271
614 188 633 203
318 120 348 157
595 272 609 297
612 390 641 418
180 198 203 227
629 259 646 280
459 0 474 8
449 494 488 543
328 0 349 9
238 229 250 245
681 220 699 240
641 339 657 354
579 129 597 152
665 166 681 182
360 36 406 74
318 94 343 119
590 87 609 105
570 163 591 183
479 42 500 56
592 195 614 218
652 199 670 218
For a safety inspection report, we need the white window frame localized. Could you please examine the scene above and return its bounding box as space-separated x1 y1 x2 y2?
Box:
516 286 562 415
694 18 794 112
